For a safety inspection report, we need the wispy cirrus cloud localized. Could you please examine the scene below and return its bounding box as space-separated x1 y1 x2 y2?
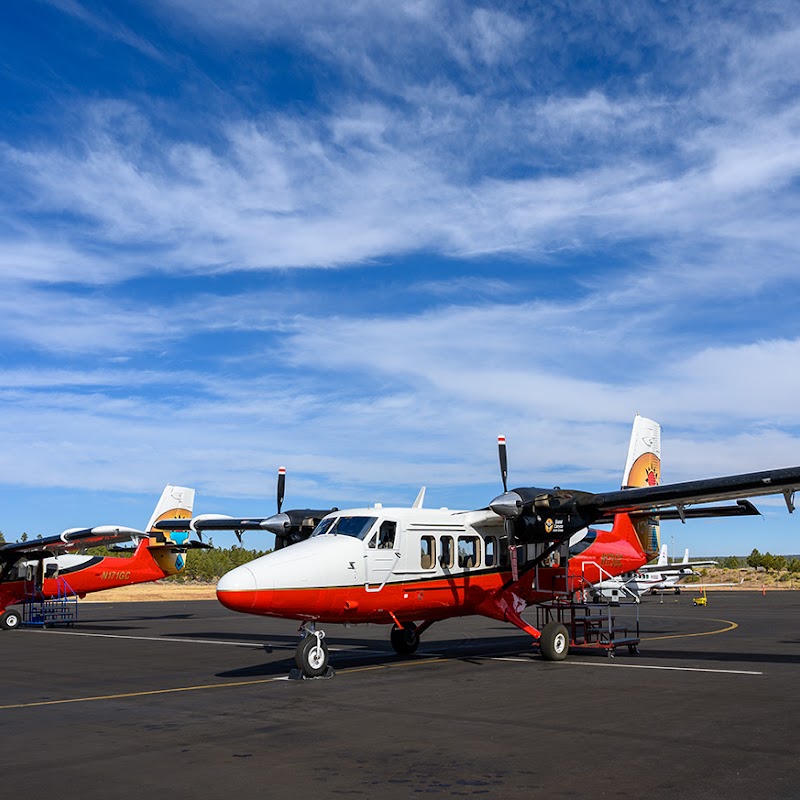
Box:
1 2 799 553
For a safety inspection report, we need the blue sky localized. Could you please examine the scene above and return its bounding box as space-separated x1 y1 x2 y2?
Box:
1 1 800 555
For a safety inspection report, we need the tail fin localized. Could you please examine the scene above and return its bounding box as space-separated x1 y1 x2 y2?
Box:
682 547 689 565
621 414 661 559
146 485 195 532
657 543 668 567
146 485 196 576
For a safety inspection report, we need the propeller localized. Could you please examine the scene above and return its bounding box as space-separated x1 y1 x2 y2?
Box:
490 435 523 520
277 466 286 514
261 467 291 546
151 466 333 550
498 435 508 492
492 435 521 582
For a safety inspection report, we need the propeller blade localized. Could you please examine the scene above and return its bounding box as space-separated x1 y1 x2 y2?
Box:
498 435 508 493
277 466 286 514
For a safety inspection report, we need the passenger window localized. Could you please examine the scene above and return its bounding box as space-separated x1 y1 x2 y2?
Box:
378 521 396 549
420 536 434 569
458 536 480 569
499 537 509 567
440 536 454 569
485 536 497 567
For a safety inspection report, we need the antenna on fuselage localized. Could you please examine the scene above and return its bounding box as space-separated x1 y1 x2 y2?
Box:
412 487 426 509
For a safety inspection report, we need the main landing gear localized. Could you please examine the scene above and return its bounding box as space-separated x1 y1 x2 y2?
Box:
538 621 569 661
1 609 22 631
390 621 420 655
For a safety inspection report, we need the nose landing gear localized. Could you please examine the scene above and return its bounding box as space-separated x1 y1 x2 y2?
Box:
291 623 335 679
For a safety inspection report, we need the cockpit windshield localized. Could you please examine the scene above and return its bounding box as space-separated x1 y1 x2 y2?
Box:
311 516 377 539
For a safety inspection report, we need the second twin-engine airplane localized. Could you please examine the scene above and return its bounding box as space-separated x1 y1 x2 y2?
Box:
187 416 799 677
0 485 203 630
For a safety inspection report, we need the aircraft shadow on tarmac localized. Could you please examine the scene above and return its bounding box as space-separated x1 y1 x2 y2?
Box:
214 634 554 679
168 630 281 645
68 623 149 632
79 613 196 624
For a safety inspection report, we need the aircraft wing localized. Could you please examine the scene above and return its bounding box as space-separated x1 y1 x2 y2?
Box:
155 509 336 539
636 560 717 573
0 525 146 560
674 581 742 589
584 467 800 518
594 499 761 525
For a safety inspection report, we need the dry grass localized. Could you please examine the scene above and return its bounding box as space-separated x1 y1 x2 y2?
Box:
82 582 217 602
677 567 800 591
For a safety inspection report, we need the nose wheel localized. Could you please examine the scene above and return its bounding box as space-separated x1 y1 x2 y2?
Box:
293 624 334 679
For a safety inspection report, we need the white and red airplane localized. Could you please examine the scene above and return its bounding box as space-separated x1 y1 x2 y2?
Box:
0 485 203 630
185 416 799 677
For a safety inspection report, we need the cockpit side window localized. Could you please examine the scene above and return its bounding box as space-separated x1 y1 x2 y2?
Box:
378 520 396 549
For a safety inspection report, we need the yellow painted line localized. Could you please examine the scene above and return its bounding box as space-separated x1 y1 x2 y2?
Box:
0 655 454 711
0 676 290 710
641 617 738 642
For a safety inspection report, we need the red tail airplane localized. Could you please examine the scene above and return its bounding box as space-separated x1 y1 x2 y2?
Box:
184 417 799 676
0 485 202 630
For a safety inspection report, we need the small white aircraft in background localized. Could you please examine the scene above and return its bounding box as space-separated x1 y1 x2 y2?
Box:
589 545 720 600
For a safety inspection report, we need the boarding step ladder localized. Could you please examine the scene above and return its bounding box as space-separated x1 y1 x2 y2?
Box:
22 578 79 627
534 600 640 657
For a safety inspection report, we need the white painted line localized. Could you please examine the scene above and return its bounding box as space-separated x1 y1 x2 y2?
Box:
564 661 762 675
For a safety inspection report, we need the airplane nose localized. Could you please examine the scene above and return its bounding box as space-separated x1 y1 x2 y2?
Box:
216 565 260 611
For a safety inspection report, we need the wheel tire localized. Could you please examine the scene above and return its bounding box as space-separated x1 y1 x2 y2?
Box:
539 622 569 661
295 635 329 677
390 622 419 655
1 609 22 631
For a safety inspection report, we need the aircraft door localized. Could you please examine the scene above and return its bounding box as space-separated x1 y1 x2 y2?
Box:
364 520 400 592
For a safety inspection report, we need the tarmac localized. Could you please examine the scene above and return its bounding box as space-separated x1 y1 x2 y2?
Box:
2 591 799 799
